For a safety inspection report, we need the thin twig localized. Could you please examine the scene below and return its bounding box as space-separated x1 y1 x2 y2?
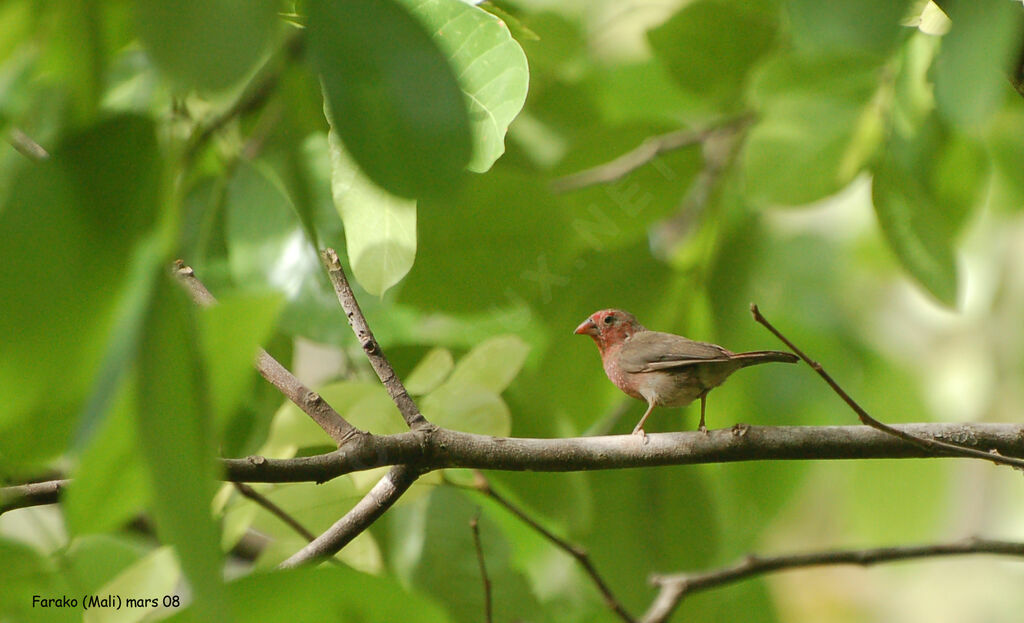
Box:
222 422 1024 483
232 482 317 542
642 537 1024 623
320 248 431 431
278 464 420 568
461 471 636 623
8 128 50 161
0 479 69 515
750 304 1024 470
551 115 754 193
470 512 493 623
173 260 357 445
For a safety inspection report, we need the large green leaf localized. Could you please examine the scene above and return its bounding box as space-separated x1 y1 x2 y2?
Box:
786 0 913 56
743 53 883 206
137 275 227 619
83 547 180 623
0 114 160 468
648 0 777 109
932 0 1024 129
445 335 530 394
308 0 471 198
134 0 278 91
389 488 542 623
328 129 417 296
402 0 530 172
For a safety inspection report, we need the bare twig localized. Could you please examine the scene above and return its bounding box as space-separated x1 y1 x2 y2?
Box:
461 471 636 623
223 422 1024 483
470 512 493 623
642 538 1024 623
278 464 420 568
232 482 317 543
551 115 754 193
8 128 50 161
750 304 1024 469
320 248 431 431
173 260 357 445
0 479 69 515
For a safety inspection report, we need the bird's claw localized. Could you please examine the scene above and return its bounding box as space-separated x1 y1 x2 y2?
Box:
632 428 649 444
698 424 709 435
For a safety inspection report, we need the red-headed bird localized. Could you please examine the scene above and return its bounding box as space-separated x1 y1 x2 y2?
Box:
575 309 797 435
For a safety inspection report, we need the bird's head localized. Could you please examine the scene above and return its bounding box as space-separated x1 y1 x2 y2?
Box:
574 309 644 352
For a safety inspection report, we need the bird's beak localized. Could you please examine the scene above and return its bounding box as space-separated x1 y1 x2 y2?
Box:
574 317 597 336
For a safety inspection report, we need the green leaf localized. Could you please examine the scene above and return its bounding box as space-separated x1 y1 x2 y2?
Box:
65 381 150 536
405 348 455 395
0 114 160 468
328 129 417 296
84 547 180 623
872 156 959 306
421 384 511 436
786 0 913 56
0 538 74 623
932 0 1024 129
64 535 149 595
743 53 882 205
134 0 278 91
401 0 530 172
166 565 452 623
446 335 529 394
309 0 472 198
137 275 226 619
389 488 541 622
648 0 777 108
198 291 284 430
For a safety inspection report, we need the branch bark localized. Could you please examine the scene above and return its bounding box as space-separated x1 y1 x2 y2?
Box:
320 249 431 431
642 538 1024 623
223 423 1024 483
173 260 357 445
0 479 68 515
278 464 420 568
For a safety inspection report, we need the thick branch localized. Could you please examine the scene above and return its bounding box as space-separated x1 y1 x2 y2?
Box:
642 538 1024 623
222 423 1024 483
0 479 68 515
173 260 357 444
278 465 420 568
320 249 430 431
550 115 754 193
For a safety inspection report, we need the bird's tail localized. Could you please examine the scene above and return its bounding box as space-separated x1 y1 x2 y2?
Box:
732 350 799 367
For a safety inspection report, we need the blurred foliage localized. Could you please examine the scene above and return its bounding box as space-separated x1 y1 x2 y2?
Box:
3 1 1024 622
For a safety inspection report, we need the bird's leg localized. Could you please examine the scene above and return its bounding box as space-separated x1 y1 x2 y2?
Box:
698 392 708 434
632 401 655 439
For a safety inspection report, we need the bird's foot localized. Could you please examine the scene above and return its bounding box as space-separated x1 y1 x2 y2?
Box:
631 428 649 444
698 424 708 435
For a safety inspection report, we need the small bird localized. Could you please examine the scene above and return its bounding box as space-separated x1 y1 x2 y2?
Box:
575 309 797 435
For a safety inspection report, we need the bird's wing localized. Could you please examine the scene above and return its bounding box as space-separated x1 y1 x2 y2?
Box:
618 331 732 373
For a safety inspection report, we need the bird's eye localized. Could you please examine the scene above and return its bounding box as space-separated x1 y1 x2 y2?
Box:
603 315 615 325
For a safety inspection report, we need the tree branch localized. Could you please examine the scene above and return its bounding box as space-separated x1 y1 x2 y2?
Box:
751 304 1024 470
232 482 317 543
550 115 754 193
0 479 68 515
173 260 357 445
460 471 635 623
278 464 420 568
222 422 1024 483
469 512 493 623
642 537 1024 623
320 248 431 431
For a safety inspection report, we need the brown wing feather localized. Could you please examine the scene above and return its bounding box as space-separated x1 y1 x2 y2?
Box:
618 331 733 374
